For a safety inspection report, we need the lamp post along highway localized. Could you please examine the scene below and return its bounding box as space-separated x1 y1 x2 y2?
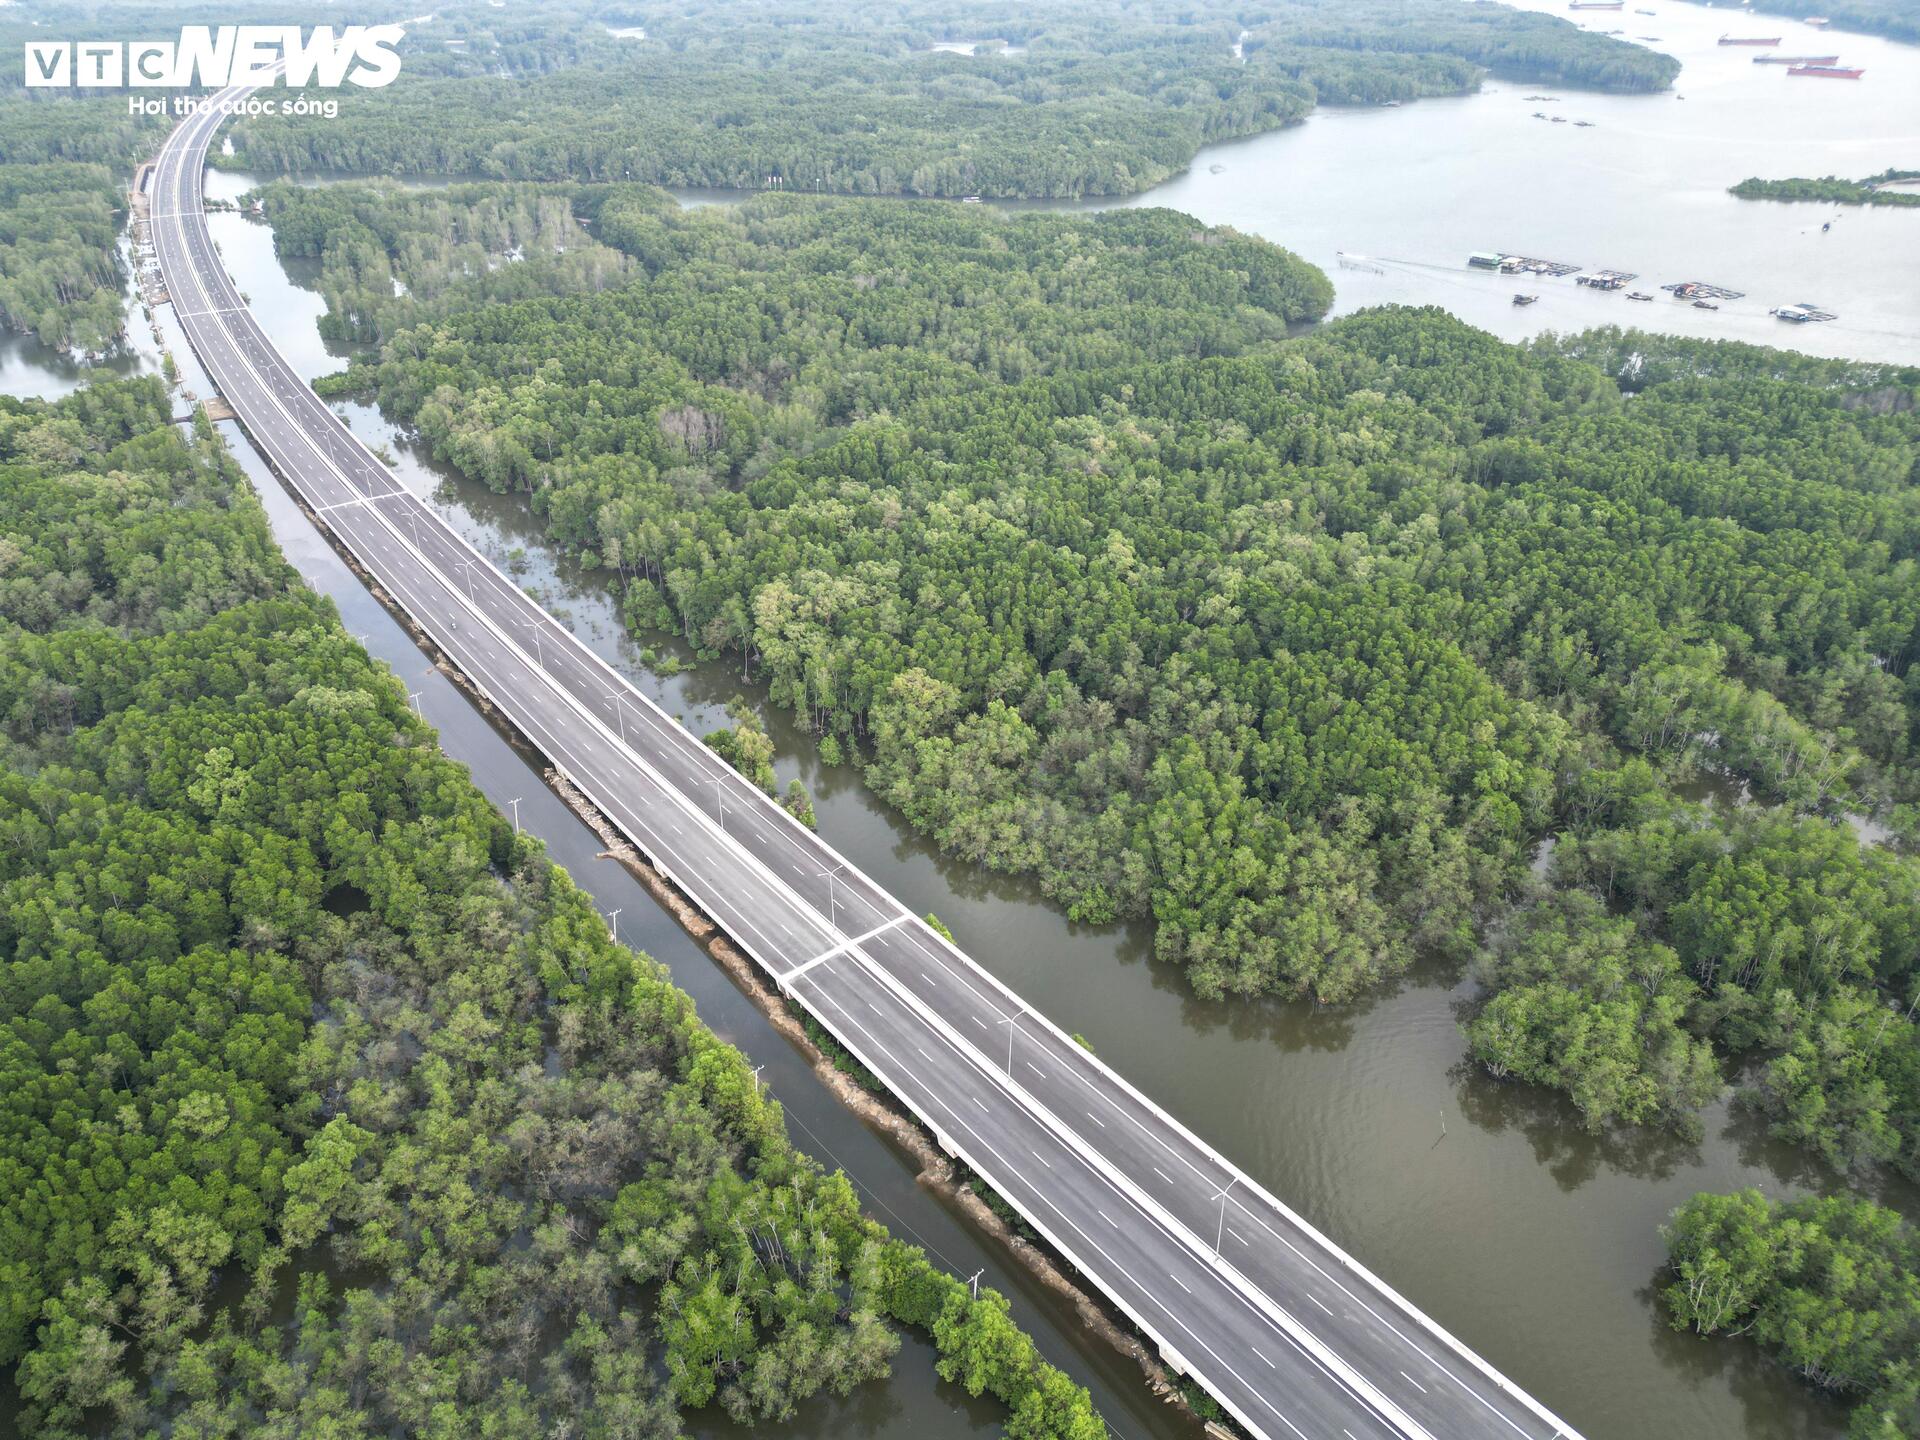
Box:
513 615 546 669
996 1007 1025 1078
817 861 845 934
1212 1178 1238 1260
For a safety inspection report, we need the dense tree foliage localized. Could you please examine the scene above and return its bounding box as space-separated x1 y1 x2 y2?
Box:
1661 1189 1919 1436
0 88 162 351
1468 891 1723 1135
1729 0 1920 44
1732 170 1920 208
1244 1 1679 94
0 0 1667 352
275 175 1920 1174
263 180 636 345
0 155 126 352
1548 785 1920 1174
0 1 339 350
224 0 1673 199
266 179 1334 357
0 378 1104 1438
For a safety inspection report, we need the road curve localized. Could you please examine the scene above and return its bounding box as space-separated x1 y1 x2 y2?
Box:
147 86 1585 1440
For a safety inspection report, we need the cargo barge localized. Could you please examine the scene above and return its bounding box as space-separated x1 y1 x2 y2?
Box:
1788 63 1864 76
1753 53 1840 63
1568 2 1624 10
1719 34 1783 44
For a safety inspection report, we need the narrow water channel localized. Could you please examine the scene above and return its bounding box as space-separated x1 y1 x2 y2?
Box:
148 160 1916 1440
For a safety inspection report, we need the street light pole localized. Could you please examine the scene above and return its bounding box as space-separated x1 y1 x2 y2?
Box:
513 616 545 669
607 908 621 943
996 1008 1024 1077
1210 1178 1237 1259
508 797 521 834
816 862 845 933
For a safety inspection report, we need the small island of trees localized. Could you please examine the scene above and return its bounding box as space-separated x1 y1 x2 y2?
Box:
1732 168 1920 208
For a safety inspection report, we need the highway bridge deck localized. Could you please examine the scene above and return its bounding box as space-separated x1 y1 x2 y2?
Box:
149 85 1583 1440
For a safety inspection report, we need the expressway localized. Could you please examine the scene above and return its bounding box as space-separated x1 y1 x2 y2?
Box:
147 87 1584 1440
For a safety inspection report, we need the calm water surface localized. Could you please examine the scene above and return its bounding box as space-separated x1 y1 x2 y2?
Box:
8 9 1919 1430
680 0 1920 365
1044 0 1920 363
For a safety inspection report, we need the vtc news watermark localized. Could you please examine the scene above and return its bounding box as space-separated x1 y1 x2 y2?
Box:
24 25 405 117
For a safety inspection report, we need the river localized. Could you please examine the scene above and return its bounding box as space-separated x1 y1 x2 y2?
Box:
680 0 1920 365
1120 0 1920 363
7 5 1918 1434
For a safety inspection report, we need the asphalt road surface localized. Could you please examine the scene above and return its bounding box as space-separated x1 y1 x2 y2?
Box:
148 86 1585 1440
